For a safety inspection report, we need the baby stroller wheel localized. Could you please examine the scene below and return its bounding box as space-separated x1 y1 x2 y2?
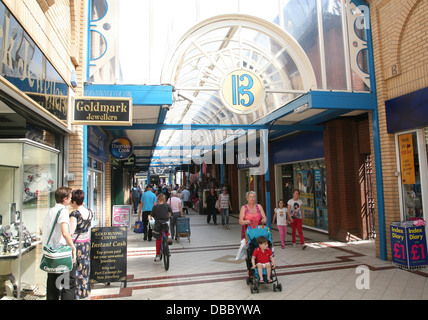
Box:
251 285 259 294
273 283 282 292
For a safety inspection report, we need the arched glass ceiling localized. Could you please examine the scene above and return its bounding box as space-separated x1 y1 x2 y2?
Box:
156 14 317 159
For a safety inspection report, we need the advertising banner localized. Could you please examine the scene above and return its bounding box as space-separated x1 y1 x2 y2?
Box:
390 222 428 269
112 205 132 228
90 227 127 285
390 224 408 267
406 226 428 268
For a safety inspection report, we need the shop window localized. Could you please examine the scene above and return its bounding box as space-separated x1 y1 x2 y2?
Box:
398 132 424 220
278 160 328 231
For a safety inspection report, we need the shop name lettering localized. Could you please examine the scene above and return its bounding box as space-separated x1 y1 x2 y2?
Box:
392 227 424 241
0 16 67 115
75 101 128 121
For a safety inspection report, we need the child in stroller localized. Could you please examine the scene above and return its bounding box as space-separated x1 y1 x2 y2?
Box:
251 236 275 283
245 226 282 293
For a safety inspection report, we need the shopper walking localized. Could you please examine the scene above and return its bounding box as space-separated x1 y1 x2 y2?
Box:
273 199 288 249
41 186 76 300
288 189 306 249
69 189 93 299
139 186 157 241
217 187 232 229
167 190 183 241
130 184 142 214
239 191 267 239
205 188 218 225
181 187 190 214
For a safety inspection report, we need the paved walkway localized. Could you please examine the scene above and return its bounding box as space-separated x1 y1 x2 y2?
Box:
90 209 428 300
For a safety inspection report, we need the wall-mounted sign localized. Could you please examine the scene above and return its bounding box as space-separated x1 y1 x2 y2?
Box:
72 97 132 126
220 69 265 115
0 2 69 122
109 137 133 160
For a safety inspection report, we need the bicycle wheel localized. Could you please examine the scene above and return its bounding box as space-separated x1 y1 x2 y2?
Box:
162 235 170 270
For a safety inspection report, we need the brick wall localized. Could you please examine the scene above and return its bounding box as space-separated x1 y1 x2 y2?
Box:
324 117 370 242
367 0 428 259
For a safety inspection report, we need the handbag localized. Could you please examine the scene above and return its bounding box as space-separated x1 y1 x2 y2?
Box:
39 208 73 273
134 219 144 233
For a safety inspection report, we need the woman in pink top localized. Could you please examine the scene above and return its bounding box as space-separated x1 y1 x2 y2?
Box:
168 190 183 241
239 191 267 239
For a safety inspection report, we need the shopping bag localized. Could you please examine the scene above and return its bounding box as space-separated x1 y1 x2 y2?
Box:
40 244 73 273
235 238 247 260
39 208 73 273
134 219 144 233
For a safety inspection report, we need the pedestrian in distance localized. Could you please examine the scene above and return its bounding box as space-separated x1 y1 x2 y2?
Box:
167 190 183 242
217 187 232 230
205 188 218 225
130 184 142 215
139 186 157 241
288 189 307 250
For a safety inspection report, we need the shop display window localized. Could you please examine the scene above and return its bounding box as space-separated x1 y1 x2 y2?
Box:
278 160 328 231
397 132 424 220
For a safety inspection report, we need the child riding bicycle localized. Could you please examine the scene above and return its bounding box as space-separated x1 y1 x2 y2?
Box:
150 193 173 261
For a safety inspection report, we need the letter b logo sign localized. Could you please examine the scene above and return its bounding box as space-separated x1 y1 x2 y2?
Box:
221 69 265 115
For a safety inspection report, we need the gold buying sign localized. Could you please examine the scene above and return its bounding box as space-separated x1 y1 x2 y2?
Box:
72 97 133 126
220 69 265 115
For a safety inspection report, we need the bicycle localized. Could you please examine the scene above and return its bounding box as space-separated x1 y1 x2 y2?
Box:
159 223 170 270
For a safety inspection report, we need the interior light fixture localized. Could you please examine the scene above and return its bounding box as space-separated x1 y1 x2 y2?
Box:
294 103 309 114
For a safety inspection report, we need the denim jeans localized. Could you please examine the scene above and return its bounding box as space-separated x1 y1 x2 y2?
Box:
220 208 230 225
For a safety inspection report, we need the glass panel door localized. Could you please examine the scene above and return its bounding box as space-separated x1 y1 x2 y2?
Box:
398 132 424 220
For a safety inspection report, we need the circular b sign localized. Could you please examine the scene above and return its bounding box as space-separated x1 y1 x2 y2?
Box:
220 69 265 115
109 137 133 160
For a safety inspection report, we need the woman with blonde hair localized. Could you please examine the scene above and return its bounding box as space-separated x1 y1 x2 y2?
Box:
239 191 267 239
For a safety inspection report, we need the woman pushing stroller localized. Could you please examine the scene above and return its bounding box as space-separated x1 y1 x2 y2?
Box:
251 236 276 283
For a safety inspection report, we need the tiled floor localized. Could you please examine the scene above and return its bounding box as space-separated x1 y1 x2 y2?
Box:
90 209 428 300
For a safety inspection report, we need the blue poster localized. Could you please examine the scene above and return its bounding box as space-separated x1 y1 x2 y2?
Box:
390 224 408 267
406 226 428 268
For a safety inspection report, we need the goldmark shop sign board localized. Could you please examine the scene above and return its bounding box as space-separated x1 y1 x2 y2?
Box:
73 97 133 126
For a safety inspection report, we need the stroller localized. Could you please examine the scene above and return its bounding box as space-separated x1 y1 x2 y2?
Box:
245 226 282 293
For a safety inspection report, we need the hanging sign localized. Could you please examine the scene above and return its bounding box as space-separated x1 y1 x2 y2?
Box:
398 134 416 185
72 97 132 126
220 69 265 115
109 137 133 160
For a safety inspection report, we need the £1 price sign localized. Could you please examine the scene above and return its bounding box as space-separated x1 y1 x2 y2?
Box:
390 225 408 267
406 226 428 268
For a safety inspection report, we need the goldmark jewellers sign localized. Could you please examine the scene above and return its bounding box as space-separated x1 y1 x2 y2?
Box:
73 97 133 126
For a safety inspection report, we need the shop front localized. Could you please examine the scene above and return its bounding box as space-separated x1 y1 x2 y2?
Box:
385 87 428 223
271 131 328 232
0 0 72 297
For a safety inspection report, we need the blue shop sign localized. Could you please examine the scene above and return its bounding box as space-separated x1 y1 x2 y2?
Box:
88 126 108 163
109 137 133 160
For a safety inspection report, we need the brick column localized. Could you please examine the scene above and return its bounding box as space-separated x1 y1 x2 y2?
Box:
324 118 365 241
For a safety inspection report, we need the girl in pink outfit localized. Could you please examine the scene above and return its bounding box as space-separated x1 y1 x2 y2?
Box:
273 200 288 249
